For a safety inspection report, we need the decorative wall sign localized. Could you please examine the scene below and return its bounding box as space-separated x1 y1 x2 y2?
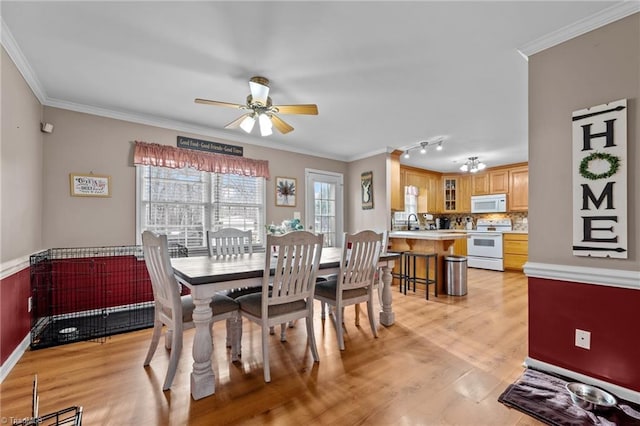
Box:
572 99 627 258
275 177 296 207
177 136 243 156
69 173 111 197
361 171 373 209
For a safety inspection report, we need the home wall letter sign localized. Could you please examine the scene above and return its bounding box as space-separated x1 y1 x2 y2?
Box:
572 99 627 258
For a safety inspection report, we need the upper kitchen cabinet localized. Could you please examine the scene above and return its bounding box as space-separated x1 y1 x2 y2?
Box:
398 165 442 214
471 169 508 195
442 176 458 212
489 170 509 194
390 151 404 211
405 169 428 212
471 173 489 195
443 175 471 213
508 165 529 211
457 175 471 212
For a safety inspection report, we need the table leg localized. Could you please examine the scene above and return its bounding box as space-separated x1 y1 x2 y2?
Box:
190 297 215 400
379 264 395 326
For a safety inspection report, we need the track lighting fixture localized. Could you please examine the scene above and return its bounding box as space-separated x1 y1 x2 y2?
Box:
400 138 445 159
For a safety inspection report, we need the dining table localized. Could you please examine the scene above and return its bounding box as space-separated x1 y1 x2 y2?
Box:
171 247 399 400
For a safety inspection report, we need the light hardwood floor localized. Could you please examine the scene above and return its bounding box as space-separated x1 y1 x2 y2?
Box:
1 268 543 425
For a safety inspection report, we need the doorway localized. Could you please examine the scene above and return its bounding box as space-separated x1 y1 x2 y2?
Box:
305 169 344 247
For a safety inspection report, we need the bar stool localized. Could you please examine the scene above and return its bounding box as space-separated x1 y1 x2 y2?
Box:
387 251 408 292
403 252 438 300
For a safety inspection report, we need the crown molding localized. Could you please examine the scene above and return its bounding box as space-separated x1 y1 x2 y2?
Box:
524 262 640 290
0 17 46 103
44 97 349 162
518 1 640 58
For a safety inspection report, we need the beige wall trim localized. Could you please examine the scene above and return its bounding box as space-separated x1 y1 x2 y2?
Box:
524 262 640 290
525 357 640 404
518 2 640 57
0 255 33 280
0 334 30 383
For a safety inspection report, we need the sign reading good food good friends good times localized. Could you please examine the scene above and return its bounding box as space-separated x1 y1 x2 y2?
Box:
572 98 627 259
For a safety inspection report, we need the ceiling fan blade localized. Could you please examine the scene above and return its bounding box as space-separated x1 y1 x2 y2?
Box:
270 114 294 134
224 113 253 129
274 104 318 115
195 98 244 109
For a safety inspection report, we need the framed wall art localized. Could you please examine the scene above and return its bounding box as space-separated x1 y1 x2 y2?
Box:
275 177 296 207
361 171 373 209
69 173 111 197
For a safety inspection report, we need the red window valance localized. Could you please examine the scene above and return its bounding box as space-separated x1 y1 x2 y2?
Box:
133 141 270 179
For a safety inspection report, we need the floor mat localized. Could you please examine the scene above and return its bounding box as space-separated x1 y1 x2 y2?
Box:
498 368 640 426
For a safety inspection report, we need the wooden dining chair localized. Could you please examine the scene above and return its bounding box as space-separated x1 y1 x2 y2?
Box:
141 231 242 391
206 228 253 257
314 230 384 350
236 231 323 383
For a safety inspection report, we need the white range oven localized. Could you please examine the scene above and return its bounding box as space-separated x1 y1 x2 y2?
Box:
466 218 512 271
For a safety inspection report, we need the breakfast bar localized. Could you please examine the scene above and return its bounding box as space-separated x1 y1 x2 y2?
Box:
388 231 467 295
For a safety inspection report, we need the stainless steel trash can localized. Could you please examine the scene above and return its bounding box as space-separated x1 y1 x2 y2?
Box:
445 255 467 296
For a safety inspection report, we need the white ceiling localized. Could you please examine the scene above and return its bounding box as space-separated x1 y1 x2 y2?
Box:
2 1 636 172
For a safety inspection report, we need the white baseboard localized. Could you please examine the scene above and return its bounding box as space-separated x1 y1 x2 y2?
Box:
525 357 640 404
0 333 30 383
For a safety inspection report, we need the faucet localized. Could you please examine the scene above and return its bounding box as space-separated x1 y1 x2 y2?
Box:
407 213 419 230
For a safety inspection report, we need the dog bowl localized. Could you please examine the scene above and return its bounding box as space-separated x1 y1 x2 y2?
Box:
566 382 617 411
58 327 78 342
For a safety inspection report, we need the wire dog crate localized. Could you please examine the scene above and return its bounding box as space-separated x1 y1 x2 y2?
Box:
30 244 187 349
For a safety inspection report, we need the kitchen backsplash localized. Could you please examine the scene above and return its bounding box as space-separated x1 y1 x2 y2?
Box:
393 211 528 232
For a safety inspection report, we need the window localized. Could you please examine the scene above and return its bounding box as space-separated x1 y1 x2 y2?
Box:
136 165 265 250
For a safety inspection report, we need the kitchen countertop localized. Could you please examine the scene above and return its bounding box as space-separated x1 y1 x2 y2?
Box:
389 230 467 240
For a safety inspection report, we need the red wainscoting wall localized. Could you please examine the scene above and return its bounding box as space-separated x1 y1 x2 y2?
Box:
0 267 31 365
529 277 640 392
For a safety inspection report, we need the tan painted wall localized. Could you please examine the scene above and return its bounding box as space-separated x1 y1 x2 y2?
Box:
346 153 389 234
40 107 349 248
528 13 639 270
1 47 44 262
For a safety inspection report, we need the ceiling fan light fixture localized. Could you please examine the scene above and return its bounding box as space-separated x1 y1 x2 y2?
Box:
461 156 486 173
239 114 256 133
258 113 273 136
249 76 270 105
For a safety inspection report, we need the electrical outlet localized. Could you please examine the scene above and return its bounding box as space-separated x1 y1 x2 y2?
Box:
28 296 33 312
575 329 591 350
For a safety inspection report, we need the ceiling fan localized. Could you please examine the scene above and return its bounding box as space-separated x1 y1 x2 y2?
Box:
195 76 318 136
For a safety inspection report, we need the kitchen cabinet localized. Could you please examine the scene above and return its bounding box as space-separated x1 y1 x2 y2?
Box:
472 170 509 195
453 235 468 256
390 151 404 211
405 169 428 212
442 176 458 212
503 233 528 271
471 173 489 195
508 165 529 211
399 166 442 213
457 175 471 212
489 170 509 194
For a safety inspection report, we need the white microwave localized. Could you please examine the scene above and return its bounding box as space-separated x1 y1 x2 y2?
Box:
471 194 507 213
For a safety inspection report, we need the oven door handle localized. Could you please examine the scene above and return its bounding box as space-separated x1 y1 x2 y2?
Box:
468 233 502 238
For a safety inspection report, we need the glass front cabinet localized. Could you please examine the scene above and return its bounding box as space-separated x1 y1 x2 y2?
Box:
443 177 457 212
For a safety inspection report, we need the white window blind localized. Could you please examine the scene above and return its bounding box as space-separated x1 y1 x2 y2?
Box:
137 165 265 250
